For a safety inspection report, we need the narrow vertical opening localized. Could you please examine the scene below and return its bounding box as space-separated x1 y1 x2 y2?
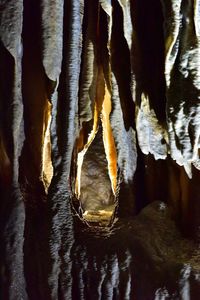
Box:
41 101 53 192
74 70 117 226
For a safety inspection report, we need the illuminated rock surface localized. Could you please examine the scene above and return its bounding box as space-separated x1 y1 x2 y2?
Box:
1 0 200 299
80 126 115 212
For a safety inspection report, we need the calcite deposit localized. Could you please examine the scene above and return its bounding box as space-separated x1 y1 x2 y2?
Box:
1 0 200 299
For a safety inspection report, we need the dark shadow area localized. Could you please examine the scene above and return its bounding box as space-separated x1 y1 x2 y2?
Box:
125 150 170 215
99 6 111 92
0 41 15 165
131 0 166 124
21 0 47 189
77 0 98 132
20 1 51 299
111 0 135 130
0 44 15 300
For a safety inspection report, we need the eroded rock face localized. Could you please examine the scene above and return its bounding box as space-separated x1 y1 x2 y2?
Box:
80 126 114 211
161 0 200 175
1 0 200 299
69 202 200 299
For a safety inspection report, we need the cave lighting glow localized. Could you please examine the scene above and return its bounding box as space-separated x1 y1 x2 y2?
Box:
42 101 53 192
75 68 117 208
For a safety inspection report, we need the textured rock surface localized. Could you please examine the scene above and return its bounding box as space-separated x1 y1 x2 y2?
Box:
80 126 114 211
161 0 200 175
1 0 200 299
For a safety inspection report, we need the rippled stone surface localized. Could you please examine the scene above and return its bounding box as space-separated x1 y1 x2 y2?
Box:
72 201 200 299
1 0 200 299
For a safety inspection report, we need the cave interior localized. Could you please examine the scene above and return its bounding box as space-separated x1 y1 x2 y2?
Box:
1 0 200 299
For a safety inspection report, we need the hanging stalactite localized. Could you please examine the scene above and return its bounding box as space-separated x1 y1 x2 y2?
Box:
1 0 200 299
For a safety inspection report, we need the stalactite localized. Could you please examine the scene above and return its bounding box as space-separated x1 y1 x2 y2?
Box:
46 0 84 297
0 1 27 299
1 0 200 299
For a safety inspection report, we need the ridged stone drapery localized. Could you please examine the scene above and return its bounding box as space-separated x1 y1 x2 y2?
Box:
1 0 200 299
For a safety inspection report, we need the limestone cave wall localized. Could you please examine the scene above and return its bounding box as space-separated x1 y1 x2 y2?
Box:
1 0 200 299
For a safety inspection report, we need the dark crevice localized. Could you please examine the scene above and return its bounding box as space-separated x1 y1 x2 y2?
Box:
77 0 98 131
134 152 170 214
131 0 166 124
20 0 47 190
0 41 15 162
111 0 135 130
21 2 50 299
133 147 148 214
99 6 111 92
78 0 90 124
56 0 75 163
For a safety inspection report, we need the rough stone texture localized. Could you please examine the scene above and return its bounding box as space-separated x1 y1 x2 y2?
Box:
1 0 200 299
80 125 114 211
78 0 98 127
0 1 26 299
161 0 200 175
52 202 200 299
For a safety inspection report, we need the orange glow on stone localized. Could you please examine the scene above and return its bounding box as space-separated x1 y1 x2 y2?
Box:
75 66 117 200
42 101 53 192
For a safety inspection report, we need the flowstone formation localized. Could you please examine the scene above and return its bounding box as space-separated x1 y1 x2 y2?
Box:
1 0 200 299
